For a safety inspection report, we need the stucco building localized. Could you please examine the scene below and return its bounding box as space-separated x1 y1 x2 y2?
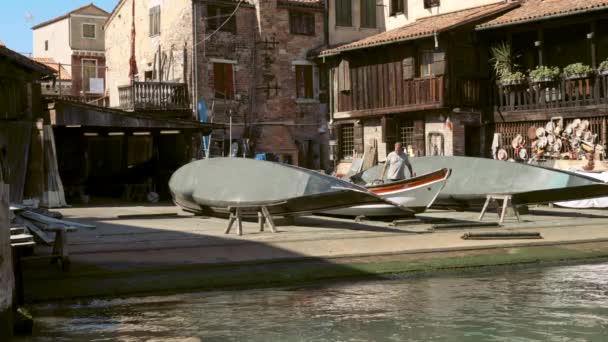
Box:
32 3 109 98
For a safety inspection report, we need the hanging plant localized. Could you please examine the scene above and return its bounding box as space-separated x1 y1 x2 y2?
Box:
598 59 608 76
529 66 560 83
563 63 594 80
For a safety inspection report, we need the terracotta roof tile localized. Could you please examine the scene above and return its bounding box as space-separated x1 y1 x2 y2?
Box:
30 57 72 80
477 0 608 29
319 2 517 56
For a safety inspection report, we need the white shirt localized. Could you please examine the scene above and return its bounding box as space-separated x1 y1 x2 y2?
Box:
385 151 411 180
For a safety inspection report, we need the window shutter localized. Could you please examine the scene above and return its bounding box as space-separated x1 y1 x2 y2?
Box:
432 51 446 75
402 57 415 80
381 116 397 143
224 63 234 99
214 63 224 98
338 59 351 92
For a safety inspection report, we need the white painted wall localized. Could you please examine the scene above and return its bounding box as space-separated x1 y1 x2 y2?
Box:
105 0 193 107
329 0 505 45
32 18 71 65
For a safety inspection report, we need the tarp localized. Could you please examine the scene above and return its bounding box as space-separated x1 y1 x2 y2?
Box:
554 171 608 208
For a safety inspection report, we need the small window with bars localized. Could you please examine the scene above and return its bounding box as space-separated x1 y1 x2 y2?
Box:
82 24 96 39
341 124 354 159
400 122 415 152
295 65 314 99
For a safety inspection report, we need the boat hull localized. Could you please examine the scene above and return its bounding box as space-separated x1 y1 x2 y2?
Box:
357 156 608 207
169 158 395 216
320 168 450 217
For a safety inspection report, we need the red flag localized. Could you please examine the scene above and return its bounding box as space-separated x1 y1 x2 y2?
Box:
128 0 138 83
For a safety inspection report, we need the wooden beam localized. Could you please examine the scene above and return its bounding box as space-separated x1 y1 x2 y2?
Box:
494 107 608 122
334 104 445 119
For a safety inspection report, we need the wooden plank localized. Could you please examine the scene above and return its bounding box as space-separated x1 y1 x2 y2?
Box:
19 210 95 230
396 61 403 106
21 220 53 245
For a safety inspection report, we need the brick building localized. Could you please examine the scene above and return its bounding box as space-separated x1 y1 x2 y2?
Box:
105 0 329 169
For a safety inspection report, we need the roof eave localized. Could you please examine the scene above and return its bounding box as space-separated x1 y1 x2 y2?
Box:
320 33 435 58
476 5 608 31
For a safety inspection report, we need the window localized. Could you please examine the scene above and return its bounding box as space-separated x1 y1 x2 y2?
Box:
289 11 315 35
400 122 415 153
335 0 352 27
82 24 96 39
295 65 313 99
44 40 48 51
149 6 161 36
390 0 404 16
82 59 97 92
213 63 234 99
207 5 237 33
340 124 354 159
420 50 434 77
424 0 440 9
360 0 376 28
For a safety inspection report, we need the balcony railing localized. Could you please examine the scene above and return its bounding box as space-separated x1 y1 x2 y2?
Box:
496 74 608 112
118 81 189 111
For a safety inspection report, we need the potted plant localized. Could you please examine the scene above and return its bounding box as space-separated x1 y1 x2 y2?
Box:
529 65 560 83
598 60 608 76
490 42 521 81
499 71 526 86
563 63 594 80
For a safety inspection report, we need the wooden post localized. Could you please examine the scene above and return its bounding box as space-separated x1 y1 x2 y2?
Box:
590 22 597 69
537 28 544 66
0 179 14 338
58 63 62 96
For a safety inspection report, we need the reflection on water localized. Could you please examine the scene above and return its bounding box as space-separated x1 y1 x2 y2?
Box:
22 263 608 341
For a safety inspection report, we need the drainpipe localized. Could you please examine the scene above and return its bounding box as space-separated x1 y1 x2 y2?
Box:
192 1 198 122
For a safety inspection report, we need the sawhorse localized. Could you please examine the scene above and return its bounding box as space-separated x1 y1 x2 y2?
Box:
478 193 521 224
225 205 279 236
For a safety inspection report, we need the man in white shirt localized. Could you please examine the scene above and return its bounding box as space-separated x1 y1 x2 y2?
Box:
382 143 415 182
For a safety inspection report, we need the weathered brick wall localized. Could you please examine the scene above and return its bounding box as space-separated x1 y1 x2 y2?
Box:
195 0 328 168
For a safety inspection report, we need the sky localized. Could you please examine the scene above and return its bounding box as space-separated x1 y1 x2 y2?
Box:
0 0 118 54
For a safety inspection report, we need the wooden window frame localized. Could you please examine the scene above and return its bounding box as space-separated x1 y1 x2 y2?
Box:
82 23 96 39
149 6 161 37
424 0 440 9
390 0 404 16
295 64 314 99
420 50 434 77
289 11 315 36
213 62 235 100
360 0 377 28
340 124 355 160
335 0 353 27
81 58 98 93
207 4 237 33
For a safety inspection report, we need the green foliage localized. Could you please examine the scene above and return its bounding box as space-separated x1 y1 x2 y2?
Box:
529 65 560 82
499 71 526 85
563 63 593 78
598 60 608 74
489 42 520 78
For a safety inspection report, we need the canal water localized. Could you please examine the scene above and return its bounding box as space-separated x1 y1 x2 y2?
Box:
22 263 608 341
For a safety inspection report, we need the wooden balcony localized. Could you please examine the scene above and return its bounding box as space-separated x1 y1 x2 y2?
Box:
118 81 189 111
496 74 608 114
335 75 445 118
